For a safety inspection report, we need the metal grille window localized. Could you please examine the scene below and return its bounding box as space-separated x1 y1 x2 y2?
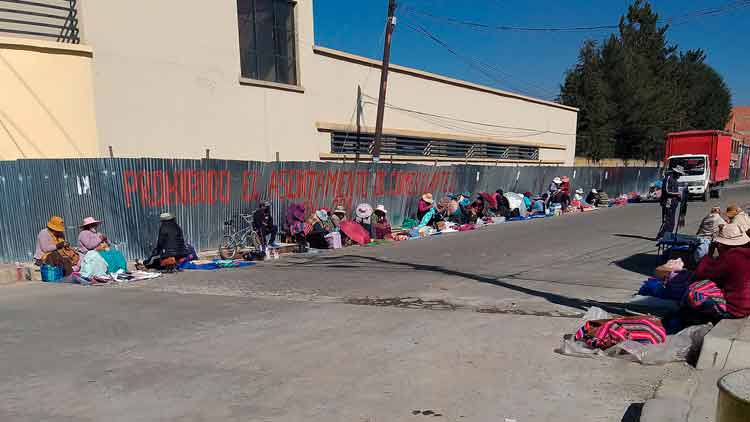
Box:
0 0 79 43
331 132 540 161
237 0 297 86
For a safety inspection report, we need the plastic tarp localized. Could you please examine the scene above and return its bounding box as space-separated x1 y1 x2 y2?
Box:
505 192 528 215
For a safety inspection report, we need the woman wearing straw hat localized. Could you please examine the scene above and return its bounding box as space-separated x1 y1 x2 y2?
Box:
78 217 109 253
34 216 80 276
683 224 750 323
370 205 391 240
417 193 434 221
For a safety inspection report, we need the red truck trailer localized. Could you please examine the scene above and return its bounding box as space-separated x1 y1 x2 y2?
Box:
664 130 732 200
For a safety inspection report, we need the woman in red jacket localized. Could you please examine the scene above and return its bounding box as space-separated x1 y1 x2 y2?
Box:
686 223 750 323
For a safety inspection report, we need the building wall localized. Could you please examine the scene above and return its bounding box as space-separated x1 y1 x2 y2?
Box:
78 0 577 164
0 37 98 159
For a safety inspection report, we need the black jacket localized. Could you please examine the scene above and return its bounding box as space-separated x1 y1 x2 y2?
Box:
153 220 187 258
253 207 273 229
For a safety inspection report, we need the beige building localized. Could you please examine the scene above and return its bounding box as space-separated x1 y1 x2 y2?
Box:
1 0 578 165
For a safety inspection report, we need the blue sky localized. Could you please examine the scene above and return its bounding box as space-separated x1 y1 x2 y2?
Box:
313 0 749 105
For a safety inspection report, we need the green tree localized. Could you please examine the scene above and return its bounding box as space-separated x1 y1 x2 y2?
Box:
560 0 732 160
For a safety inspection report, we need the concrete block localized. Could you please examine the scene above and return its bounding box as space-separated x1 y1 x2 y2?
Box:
697 319 745 370
640 398 691 422
724 319 750 370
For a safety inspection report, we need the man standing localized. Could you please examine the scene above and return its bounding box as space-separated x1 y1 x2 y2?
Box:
657 165 686 239
253 201 279 249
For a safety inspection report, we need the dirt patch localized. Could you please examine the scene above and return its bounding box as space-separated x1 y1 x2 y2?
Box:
346 297 459 311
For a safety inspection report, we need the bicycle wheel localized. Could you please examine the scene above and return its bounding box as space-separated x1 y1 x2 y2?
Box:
247 230 263 252
219 235 238 259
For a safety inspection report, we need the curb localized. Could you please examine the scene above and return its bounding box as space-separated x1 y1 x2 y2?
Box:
640 364 698 422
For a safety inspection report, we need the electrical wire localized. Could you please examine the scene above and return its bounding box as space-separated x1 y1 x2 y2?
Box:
401 0 750 33
361 94 578 136
403 21 559 100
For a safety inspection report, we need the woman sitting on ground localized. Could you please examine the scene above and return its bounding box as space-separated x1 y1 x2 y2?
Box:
495 189 511 218
330 205 347 231
586 189 601 207
681 224 750 325
34 216 80 276
144 213 188 270
305 210 330 249
78 217 109 253
354 203 375 237
726 204 750 234
417 193 434 221
372 205 392 240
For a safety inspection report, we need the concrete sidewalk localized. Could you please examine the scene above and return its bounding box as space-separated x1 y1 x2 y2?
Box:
641 318 750 422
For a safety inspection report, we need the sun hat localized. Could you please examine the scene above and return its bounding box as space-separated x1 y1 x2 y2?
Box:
561 176 570 183
727 204 741 217
159 212 175 221
356 203 373 219
591 189 598 194
375 204 388 214
553 177 562 184
80 217 102 228
461 191 472 198
47 216 65 232
575 188 584 195
714 223 750 246
333 205 347 215
421 193 434 204
672 165 686 175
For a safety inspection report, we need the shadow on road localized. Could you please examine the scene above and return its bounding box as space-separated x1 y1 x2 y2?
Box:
291 254 639 315
613 252 658 278
613 233 657 242
620 403 644 422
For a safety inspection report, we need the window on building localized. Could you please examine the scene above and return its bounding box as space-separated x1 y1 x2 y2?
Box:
330 132 540 161
237 0 298 86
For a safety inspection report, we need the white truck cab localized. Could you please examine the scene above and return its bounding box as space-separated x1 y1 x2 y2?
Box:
667 154 710 201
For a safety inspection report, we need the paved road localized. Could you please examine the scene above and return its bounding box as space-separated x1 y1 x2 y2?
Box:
3 185 750 422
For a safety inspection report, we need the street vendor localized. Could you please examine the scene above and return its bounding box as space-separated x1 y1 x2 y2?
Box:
330 205 347 231
726 204 750 235
682 224 750 324
354 203 375 237
657 165 686 239
34 216 79 276
695 206 726 260
372 205 392 239
585 189 600 207
495 189 511 218
417 193 434 221
144 213 188 270
305 211 330 249
78 217 109 253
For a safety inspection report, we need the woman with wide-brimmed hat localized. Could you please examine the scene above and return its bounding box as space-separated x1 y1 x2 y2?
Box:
78 217 109 253
417 193 433 221
680 224 750 325
372 205 392 240
34 216 80 276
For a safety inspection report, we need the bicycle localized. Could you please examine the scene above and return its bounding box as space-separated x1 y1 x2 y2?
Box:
219 214 263 259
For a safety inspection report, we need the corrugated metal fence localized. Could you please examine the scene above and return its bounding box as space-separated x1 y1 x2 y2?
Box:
0 158 663 263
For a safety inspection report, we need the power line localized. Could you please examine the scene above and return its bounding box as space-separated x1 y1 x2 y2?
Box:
361 93 577 136
403 20 559 100
401 0 750 33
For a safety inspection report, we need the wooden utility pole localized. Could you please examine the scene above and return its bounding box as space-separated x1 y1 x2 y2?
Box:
372 0 397 163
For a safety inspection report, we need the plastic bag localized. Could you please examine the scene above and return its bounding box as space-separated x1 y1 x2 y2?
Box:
607 324 712 365
505 192 528 215
582 306 612 322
